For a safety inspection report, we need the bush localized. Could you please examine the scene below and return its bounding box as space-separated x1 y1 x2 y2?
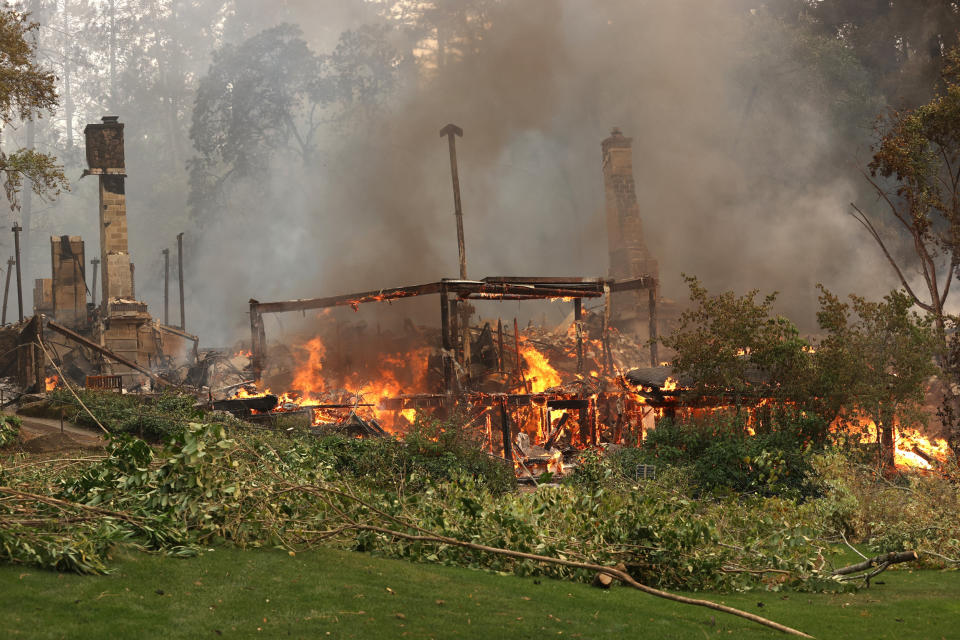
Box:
49 389 202 441
0 414 21 448
309 414 516 495
638 409 824 496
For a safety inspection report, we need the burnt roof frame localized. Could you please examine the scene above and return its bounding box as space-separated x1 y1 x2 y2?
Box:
248 274 658 380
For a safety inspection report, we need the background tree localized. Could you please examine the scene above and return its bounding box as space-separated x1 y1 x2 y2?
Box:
768 0 960 108
662 276 816 409
815 287 938 472
850 48 960 358
187 24 330 225
0 7 65 210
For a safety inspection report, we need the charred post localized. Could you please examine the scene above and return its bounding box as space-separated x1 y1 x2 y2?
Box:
12 224 23 322
177 232 185 330
574 298 584 374
2 257 12 325
500 398 513 463
440 282 452 393
249 300 265 379
497 317 504 373
440 123 467 280
162 248 169 325
649 287 658 366
90 257 99 307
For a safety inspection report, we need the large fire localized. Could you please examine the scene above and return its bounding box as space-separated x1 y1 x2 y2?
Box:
831 415 951 472
229 318 952 478
236 334 432 430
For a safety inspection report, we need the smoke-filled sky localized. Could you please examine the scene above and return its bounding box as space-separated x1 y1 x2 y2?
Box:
26 0 912 345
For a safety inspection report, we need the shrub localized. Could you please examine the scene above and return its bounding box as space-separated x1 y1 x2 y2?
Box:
309 413 515 495
638 409 824 496
0 414 21 448
49 389 202 441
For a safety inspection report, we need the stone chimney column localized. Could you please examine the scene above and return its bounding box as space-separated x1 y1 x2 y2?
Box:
601 127 658 283
84 116 132 305
602 128 660 340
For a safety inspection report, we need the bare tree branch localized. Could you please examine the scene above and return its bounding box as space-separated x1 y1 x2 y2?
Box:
849 203 933 311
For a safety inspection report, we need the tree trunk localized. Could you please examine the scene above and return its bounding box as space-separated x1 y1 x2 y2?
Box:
63 0 73 152
109 0 117 108
879 419 896 474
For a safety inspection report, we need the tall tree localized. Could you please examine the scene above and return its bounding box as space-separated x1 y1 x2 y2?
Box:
816 287 937 472
770 0 960 107
0 7 65 210
850 49 960 349
188 23 330 223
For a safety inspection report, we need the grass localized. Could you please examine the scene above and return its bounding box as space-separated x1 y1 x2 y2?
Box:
0 547 958 639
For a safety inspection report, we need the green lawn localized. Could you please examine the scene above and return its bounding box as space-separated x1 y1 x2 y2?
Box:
0 547 957 639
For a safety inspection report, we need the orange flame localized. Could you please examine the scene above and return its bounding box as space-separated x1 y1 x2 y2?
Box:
519 342 561 393
831 415 950 471
291 337 327 398
45 375 59 391
546 449 564 474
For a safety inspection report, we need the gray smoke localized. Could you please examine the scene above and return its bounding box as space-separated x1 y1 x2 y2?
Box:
132 1 904 343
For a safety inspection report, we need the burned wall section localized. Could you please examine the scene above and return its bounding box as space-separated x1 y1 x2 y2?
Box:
32 278 52 316
50 236 87 330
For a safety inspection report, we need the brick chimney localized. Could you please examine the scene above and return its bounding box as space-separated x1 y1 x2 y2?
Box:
601 128 660 340
601 127 658 283
84 115 133 304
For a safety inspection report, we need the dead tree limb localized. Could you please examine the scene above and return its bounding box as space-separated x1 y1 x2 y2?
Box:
351 523 813 638
832 550 918 584
235 443 813 637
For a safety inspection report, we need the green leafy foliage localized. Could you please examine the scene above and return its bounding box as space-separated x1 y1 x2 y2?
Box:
662 278 938 468
622 411 825 497
1 417 950 596
0 8 67 210
816 287 938 467
49 389 202 441
663 275 817 407
0 414 20 448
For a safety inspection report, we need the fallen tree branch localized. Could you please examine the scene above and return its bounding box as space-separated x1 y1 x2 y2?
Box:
839 530 869 561
349 523 813 638
919 549 960 564
832 550 918 583
35 339 109 435
240 440 814 636
0 486 148 526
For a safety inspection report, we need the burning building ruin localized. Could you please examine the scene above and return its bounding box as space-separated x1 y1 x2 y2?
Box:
228 127 679 476
0 116 197 392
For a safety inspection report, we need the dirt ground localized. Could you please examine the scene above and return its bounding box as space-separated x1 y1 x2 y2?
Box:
8 413 105 453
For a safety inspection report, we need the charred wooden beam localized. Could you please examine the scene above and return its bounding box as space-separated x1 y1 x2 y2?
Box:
211 394 279 413
249 276 655 317
482 276 605 285
607 275 657 292
649 287 659 367
500 398 513 463
454 283 605 299
249 302 265 379
440 283 452 394
155 322 199 343
252 282 444 315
